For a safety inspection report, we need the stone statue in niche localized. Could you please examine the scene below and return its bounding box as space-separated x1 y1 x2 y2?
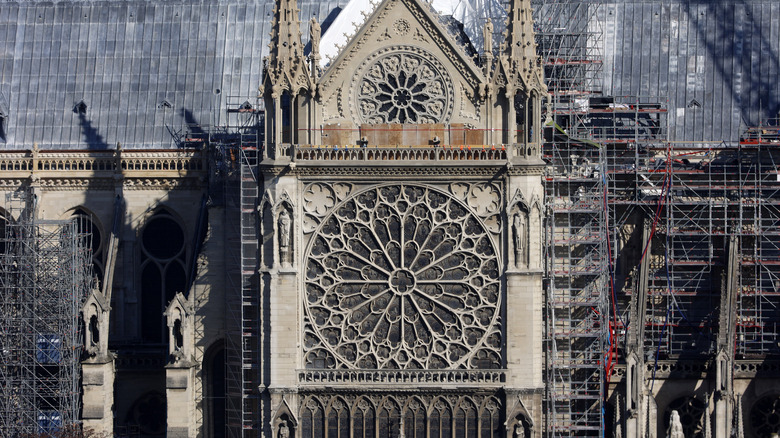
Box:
278 209 291 266
513 210 528 268
667 410 684 438
483 18 493 54
309 17 321 56
278 421 289 438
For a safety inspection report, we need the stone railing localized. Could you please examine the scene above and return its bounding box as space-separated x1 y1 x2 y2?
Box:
0 149 206 177
114 346 168 370
0 151 34 172
644 360 710 378
297 368 506 387
734 360 780 378
272 144 515 162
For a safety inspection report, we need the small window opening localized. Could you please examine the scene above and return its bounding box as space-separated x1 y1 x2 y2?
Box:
74 100 88 114
89 314 100 345
173 319 183 350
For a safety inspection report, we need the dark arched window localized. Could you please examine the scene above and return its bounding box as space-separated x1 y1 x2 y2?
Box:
326 397 350 438
72 209 104 288
126 392 166 436
352 398 375 438
404 398 426 438
455 399 478 438
140 211 186 343
751 394 780 438
429 398 452 438
479 397 501 438
378 399 401 438
301 398 325 438
664 396 706 438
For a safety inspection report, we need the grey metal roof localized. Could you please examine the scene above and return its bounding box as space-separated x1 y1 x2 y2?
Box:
602 1 780 142
0 0 778 149
0 0 347 150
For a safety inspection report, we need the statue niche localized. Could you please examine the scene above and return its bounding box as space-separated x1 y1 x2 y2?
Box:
277 205 293 267
512 205 529 269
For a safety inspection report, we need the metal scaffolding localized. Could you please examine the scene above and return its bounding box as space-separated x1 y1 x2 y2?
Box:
535 0 609 435
632 120 780 359
533 0 604 110
736 119 780 357
214 96 262 437
543 81 670 434
543 132 608 436
0 193 92 437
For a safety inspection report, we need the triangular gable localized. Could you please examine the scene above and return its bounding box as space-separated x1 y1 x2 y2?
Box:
491 57 513 90
319 0 484 94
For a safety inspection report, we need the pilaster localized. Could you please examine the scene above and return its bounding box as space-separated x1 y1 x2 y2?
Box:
165 364 197 437
81 358 115 434
505 164 545 395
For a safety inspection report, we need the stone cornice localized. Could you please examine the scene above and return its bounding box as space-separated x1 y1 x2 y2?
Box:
507 164 544 176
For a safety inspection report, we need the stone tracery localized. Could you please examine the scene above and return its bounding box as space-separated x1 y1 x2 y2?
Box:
299 393 501 438
354 48 453 124
303 184 501 370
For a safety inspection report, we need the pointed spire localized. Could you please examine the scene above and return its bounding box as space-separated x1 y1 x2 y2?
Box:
266 0 310 93
503 0 544 89
505 0 538 62
270 0 304 62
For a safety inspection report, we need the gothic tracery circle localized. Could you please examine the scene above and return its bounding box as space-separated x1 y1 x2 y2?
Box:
354 48 453 125
304 184 501 370
751 395 780 437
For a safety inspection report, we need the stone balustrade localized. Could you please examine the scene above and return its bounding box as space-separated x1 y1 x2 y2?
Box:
267 143 538 162
0 149 205 176
289 145 508 161
297 368 506 387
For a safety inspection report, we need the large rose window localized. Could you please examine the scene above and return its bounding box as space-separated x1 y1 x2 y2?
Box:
354 48 453 124
304 184 501 370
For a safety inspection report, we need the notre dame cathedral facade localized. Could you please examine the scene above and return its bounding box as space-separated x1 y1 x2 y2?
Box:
0 0 549 436
256 0 546 436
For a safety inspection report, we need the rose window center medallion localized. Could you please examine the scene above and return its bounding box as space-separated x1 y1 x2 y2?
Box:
354 48 453 125
304 184 501 370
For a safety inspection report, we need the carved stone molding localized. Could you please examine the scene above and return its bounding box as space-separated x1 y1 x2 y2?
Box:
506 165 545 176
